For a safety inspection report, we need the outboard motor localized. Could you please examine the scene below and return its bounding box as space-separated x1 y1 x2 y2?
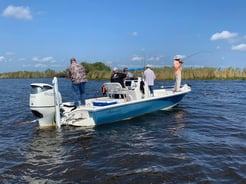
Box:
29 83 62 127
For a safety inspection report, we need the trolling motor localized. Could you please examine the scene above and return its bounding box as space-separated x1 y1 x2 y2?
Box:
29 80 62 127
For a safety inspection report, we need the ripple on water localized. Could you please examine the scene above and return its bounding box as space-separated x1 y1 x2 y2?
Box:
0 79 245 183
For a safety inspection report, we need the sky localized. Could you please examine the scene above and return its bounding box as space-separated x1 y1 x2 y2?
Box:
0 0 246 73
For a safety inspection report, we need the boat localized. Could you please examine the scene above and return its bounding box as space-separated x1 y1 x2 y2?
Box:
29 77 191 128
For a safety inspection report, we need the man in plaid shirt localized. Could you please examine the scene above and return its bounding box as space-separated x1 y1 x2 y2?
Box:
67 58 88 107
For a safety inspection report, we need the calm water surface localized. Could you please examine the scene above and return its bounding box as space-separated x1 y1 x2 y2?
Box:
0 78 245 183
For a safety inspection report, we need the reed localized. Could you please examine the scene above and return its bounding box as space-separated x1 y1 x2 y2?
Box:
1 66 246 80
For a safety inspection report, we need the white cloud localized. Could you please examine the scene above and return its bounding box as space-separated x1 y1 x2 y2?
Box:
231 44 246 51
148 56 161 62
5 51 15 56
2 5 32 20
42 56 56 63
18 58 26 61
36 11 45 15
22 64 32 68
32 56 56 63
35 63 47 68
210 30 237 41
32 57 39 62
131 32 139 36
131 55 143 61
0 56 5 62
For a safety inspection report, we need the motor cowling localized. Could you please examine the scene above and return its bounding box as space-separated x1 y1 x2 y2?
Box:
29 83 62 127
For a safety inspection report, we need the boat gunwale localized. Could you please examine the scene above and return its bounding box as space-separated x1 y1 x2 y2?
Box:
73 87 191 112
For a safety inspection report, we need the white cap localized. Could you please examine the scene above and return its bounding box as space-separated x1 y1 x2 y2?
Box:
146 64 152 68
174 55 184 61
113 67 118 71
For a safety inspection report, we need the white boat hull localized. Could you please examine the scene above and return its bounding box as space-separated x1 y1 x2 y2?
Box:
62 90 187 126
29 77 191 127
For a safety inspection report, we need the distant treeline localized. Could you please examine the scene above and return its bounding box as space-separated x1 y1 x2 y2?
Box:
0 62 246 80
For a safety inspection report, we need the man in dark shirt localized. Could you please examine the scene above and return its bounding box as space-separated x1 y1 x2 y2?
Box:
110 67 126 87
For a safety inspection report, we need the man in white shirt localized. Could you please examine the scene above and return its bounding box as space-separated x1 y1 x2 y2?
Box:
144 64 156 96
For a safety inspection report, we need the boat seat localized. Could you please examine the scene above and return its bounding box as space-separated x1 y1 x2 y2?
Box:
103 82 129 99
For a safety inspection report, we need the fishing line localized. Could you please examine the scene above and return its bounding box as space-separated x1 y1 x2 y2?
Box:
182 50 214 61
159 50 213 89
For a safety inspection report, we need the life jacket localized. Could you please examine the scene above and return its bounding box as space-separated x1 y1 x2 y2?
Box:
101 85 107 95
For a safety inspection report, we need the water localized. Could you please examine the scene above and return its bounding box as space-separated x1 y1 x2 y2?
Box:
0 78 245 183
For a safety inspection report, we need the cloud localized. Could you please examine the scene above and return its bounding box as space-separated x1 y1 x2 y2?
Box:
216 45 221 50
131 32 139 36
210 30 237 41
148 56 161 62
35 63 47 68
32 56 56 63
22 64 32 68
231 44 246 51
5 51 15 56
131 55 143 61
2 5 32 20
18 58 26 61
0 56 5 62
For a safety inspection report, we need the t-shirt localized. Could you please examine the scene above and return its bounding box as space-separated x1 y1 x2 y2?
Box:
110 72 126 87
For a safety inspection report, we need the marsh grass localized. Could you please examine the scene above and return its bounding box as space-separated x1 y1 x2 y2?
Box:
1 67 246 80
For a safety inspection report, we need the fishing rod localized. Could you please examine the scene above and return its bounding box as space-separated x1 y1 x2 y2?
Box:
152 50 213 71
183 50 213 61
173 50 213 87
159 50 213 88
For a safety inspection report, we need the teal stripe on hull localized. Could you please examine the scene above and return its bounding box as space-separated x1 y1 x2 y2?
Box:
90 93 186 125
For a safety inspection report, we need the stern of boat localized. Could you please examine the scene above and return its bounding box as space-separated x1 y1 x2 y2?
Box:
29 82 62 127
